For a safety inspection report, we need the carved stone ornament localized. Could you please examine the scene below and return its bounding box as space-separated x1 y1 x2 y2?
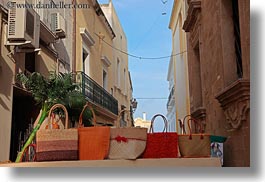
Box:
215 79 250 131
183 0 201 32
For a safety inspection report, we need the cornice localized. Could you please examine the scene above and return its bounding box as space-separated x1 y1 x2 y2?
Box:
183 0 201 32
216 79 250 131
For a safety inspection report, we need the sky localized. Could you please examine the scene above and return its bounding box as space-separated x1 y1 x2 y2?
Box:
98 0 174 131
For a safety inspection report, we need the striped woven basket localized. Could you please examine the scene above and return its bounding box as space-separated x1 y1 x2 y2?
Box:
36 104 78 161
107 109 147 160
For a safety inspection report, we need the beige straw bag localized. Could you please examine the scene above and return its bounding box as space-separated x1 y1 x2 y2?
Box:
107 109 147 160
178 117 211 158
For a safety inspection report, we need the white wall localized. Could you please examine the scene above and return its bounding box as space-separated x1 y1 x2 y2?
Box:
167 0 190 133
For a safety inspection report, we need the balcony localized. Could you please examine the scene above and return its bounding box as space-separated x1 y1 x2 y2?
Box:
75 71 118 115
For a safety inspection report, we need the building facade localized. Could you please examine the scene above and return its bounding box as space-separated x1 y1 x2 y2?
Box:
167 0 190 133
134 113 151 132
183 0 250 166
0 0 73 161
101 0 133 127
74 0 132 126
74 0 117 126
0 0 133 162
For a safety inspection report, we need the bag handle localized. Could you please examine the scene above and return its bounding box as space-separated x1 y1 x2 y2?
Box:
44 104 69 129
115 109 131 127
186 118 204 140
78 103 97 127
149 114 168 133
181 114 194 134
178 119 186 134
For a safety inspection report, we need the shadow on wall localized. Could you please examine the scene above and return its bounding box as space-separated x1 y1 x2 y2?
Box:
0 97 9 110
36 46 56 77
54 39 71 71
0 53 13 111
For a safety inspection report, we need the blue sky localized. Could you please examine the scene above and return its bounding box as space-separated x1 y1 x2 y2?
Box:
98 0 174 131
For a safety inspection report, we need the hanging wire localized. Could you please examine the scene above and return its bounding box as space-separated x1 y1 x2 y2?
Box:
95 33 187 60
130 0 170 51
132 15 162 51
135 98 168 100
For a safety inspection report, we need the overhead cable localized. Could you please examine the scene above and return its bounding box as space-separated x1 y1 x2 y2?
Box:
94 33 187 60
135 98 168 100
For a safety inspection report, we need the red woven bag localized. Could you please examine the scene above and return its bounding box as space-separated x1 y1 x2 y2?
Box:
142 114 179 158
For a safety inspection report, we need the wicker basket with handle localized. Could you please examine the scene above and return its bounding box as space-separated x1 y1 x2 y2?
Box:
107 109 147 160
78 103 110 160
36 104 78 161
142 114 179 158
178 117 211 158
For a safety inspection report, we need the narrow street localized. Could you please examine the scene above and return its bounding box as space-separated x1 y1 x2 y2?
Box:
0 0 257 181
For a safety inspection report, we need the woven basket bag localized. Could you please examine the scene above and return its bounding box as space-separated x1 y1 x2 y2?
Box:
107 109 147 160
142 114 179 159
78 103 110 160
36 104 78 161
178 117 211 158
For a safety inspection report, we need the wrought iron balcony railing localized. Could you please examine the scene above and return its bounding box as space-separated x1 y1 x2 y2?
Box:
75 71 118 115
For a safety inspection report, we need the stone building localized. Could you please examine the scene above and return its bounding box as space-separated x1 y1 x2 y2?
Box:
134 112 151 132
74 0 117 126
101 0 133 127
0 0 73 161
183 0 250 166
0 0 133 162
74 0 132 126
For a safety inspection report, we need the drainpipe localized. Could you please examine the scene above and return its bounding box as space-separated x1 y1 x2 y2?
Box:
72 0 76 73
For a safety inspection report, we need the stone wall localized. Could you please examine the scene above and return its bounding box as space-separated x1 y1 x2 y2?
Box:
183 0 250 167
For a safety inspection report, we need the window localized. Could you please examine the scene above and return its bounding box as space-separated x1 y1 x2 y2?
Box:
124 69 127 95
26 9 34 39
232 0 243 78
25 52 36 73
192 45 203 109
103 70 107 90
117 59 121 88
82 47 90 75
120 105 127 127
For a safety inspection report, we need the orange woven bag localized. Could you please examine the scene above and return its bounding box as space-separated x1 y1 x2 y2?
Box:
78 103 110 160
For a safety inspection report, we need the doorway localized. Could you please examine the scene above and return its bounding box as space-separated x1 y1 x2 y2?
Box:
9 86 40 161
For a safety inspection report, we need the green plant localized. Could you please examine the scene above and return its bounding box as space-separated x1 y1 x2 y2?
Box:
15 71 92 162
